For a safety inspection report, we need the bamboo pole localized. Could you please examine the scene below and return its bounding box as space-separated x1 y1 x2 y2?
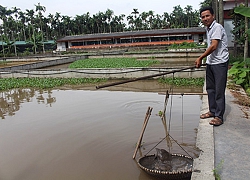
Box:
158 92 207 96
132 106 153 159
161 91 172 148
96 65 199 89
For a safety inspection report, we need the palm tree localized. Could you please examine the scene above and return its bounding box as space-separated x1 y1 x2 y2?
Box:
114 14 125 32
61 15 72 36
25 9 37 53
140 11 149 30
7 16 18 56
185 5 193 27
0 5 12 58
47 13 54 39
18 11 27 41
152 14 162 29
131 9 140 30
148 10 154 29
200 0 212 8
105 9 114 33
131 8 139 19
35 2 46 53
12 7 20 39
162 12 170 29
170 5 185 28
127 15 134 30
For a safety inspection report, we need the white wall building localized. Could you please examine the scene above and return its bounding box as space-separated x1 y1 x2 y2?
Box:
223 0 245 48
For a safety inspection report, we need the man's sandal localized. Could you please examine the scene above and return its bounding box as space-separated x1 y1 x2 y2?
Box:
209 117 223 126
200 112 214 119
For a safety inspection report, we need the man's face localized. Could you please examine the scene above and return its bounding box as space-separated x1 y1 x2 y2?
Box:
200 10 215 27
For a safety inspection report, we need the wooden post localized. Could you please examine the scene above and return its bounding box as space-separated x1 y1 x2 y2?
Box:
132 106 153 159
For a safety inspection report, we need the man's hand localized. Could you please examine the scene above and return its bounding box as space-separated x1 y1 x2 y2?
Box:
195 57 202 68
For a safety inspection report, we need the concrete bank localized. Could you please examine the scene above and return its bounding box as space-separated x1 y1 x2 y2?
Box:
192 85 250 180
89 51 203 60
0 67 205 79
191 86 214 180
0 55 88 71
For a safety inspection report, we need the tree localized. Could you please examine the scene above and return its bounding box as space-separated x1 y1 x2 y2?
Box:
185 5 193 27
170 5 185 28
18 11 27 41
234 1 249 63
27 31 43 54
139 11 149 30
162 12 170 29
131 9 140 30
25 9 37 54
131 8 139 19
0 3 203 56
148 10 154 29
1 34 14 56
35 3 46 53
105 9 114 33
200 0 212 8
12 7 20 40
127 15 134 30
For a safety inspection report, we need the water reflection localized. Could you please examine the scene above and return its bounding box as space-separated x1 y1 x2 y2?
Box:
0 89 56 119
0 82 202 180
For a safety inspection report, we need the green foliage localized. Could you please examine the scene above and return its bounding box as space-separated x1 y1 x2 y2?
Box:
213 160 224 180
229 55 244 64
1 34 15 56
168 42 199 49
0 77 106 90
246 87 250 96
158 77 205 87
26 32 43 53
200 0 212 8
69 58 159 68
228 61 250 90
234 6 250 18
232 8 245 46
22 48 32 56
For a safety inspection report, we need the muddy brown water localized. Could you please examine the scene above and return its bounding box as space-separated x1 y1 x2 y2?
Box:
0 81 202 180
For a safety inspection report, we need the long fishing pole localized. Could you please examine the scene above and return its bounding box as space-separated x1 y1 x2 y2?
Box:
96 65 205 89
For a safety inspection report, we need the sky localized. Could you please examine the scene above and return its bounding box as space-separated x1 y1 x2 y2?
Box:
1 0 202 17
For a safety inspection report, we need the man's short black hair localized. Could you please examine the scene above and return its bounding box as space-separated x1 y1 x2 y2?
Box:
200 6 214 16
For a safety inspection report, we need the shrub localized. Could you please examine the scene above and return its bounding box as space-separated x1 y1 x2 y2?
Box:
228 61 250 91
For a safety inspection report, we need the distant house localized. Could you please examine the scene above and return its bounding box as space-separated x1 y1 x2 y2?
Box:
223 0 245 48
56 27 206 52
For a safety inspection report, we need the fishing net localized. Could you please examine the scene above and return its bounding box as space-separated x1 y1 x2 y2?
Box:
138 154 193 180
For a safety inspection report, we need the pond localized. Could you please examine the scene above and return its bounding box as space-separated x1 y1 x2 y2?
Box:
0 80 202 180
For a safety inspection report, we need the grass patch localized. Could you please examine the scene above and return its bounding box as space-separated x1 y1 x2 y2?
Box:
158 77 205 87
0 77 107 90
69 57 159 68
213 160 224 180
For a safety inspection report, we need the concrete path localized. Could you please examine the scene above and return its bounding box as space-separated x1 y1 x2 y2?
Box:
192 86 250 180
214 88 250 180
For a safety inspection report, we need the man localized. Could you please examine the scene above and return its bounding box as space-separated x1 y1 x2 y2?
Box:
195 6 229 126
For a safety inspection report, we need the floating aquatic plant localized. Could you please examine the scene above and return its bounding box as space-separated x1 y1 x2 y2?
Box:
158 77 205 87
69 57 159 68
0 77 106 90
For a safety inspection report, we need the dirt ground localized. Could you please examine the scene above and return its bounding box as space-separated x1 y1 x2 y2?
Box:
228 84 250 119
